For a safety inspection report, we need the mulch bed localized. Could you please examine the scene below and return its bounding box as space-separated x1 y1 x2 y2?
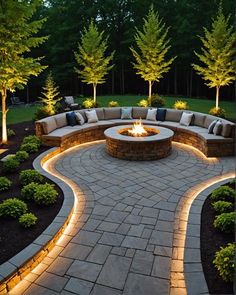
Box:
0 121 64 265
201 182 234 294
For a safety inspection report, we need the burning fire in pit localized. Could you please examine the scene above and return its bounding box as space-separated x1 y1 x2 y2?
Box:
128 119 148 137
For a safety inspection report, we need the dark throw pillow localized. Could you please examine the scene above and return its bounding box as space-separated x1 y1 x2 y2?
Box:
156 108 166 121
66 112 77 126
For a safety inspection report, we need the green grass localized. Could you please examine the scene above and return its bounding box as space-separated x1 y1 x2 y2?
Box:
1 95 235 126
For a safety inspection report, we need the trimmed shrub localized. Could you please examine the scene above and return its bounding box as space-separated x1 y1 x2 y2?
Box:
212 201 234 214
19 213 37 228
34 183 58 205
21 182 39 200
209 107 226 118
22 135 41 147
213 243 236 282
34 106 51 120
108 100 119 107
2 157 20 173
82 98 99 109
20 143 39 154
137 99 148 107
7 128 15 138
15 151 29 162
0 198 27 218
150 94 165 108
0 177 12 191
213 212 236 233
210 186 235 202
173 100 189 110
19 169 44 186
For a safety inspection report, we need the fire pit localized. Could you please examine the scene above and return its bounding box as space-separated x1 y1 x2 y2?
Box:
104 120 174 161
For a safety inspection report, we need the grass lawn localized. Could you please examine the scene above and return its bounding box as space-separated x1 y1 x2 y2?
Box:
1 95 235 126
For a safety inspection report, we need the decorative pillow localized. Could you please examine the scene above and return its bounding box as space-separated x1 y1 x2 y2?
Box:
213 120 223 135
54 113 67 128
121 107 132 119
208 119 218 134
85 109 99 123
221 123 232 138
75 112 85 125
66 112 77 126
42 117 57 134
179 112 193 126
146 109 157 121
156 108 166 121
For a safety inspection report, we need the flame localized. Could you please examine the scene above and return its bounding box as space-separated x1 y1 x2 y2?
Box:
128 119 147 137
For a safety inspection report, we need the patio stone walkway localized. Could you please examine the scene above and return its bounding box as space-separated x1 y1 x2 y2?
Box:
10 142 234 295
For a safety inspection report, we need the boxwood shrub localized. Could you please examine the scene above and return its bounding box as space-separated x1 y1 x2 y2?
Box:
21 182 39 200
34 183 58 205
19 169 44 186
2 157 20 173
213 243 236 282
210 186 235 202
213 212 236 234
22 135 41 147
212 201 234 214
0 177 12 191
0 198 27 218
15 151 29 162
19 213 37 228
20 143 39 154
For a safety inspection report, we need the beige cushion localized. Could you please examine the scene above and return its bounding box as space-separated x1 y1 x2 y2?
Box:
94 108 104 120
221 122 233 138
41 117 57 134
104 107 121 119
132 107 148 119
165 109 183 122
54 113 67 128
75 110 87 122
146 109 157 121
193 113 206 127
204 115 217 128
213 120 223 135
85 110 99 123
75 112 85 125
180 112 193 126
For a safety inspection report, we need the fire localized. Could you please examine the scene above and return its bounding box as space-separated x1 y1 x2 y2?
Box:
128 119 148 137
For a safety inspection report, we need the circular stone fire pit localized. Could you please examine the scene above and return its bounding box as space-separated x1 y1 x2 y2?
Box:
104 125 174 160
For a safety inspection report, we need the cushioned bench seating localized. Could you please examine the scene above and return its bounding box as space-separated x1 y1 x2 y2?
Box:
35 107 235 157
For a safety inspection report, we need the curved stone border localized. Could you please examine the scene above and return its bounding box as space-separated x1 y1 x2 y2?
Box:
184 177 234 295
0 147 75 294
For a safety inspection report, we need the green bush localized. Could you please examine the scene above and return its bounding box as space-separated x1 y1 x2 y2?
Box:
21 182 39 200
34 183 58 205
22 135 41 147
150 94 165 108
15 151 29 162
209 107 226 118
229 178 235 186
2 157 20 173
82 98 99 109
213 212 235 233
19 213 37 228
213 243 236 282
0 177 12 191
137 99 148 107
34 106 51 120
19 169 44 186
212 201 234 214
0 198 27 218
108 100 119 107
173 100 189 110
20 143 39 154
7 128 16 138
210 186 235 202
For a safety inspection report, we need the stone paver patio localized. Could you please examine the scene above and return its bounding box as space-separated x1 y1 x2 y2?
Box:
9 141 234 295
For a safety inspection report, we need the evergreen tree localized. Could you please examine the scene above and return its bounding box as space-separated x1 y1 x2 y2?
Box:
0 0 47 144
39 72 61 115
74 21 114 103
130 6 175 105
192 6 236 109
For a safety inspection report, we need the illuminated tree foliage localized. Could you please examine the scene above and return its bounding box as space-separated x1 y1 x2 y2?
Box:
192 6 236 109
130 6 175 105
74 21 114 103
0 0 47 143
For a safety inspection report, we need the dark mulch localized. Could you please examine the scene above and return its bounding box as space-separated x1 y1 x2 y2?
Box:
201 183 234 294
0 121 64 265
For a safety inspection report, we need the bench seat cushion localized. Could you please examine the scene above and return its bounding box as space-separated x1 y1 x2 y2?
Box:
42 126 83 140
198 132 234 143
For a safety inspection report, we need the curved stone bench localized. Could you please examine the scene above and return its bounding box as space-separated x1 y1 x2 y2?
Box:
35 107 235 157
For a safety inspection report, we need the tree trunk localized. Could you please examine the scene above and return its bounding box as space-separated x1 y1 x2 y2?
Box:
93 83 96 104
148 81 152 106
216 86 220 109
1 88 8 144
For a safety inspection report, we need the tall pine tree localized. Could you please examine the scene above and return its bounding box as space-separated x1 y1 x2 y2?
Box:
192 6 236 109
130 6 175 105
74 21 114 103
0 0 47 143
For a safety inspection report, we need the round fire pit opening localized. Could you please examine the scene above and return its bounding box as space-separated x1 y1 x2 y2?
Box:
104 125 174 161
